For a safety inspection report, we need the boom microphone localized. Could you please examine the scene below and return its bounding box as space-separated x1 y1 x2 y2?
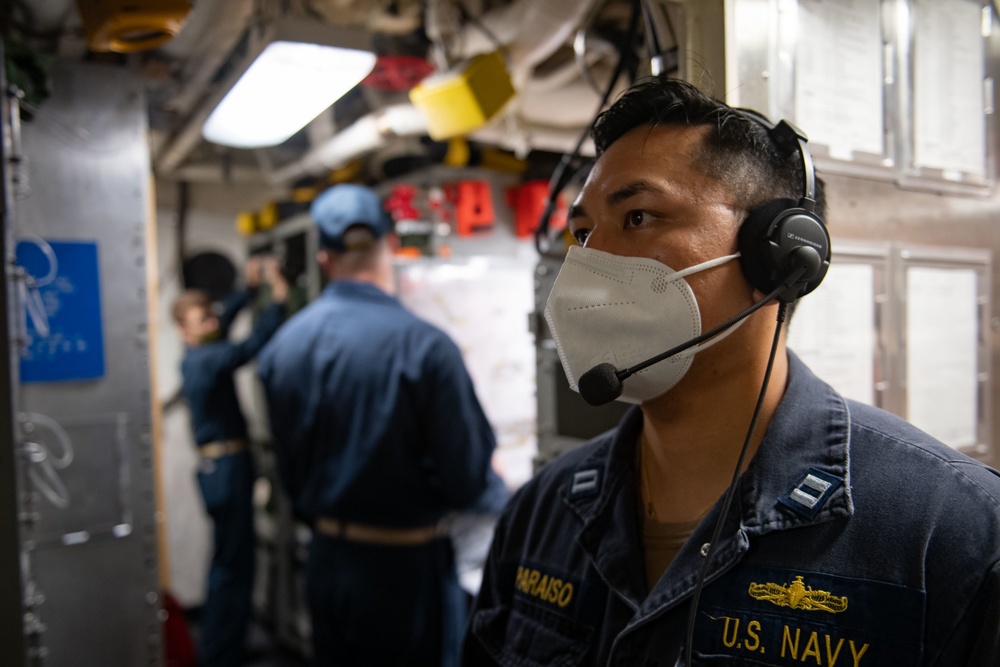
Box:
577 266 809 406
578 362 625 407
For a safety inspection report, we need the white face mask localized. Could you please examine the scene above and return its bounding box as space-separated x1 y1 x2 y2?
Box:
544 245 743 404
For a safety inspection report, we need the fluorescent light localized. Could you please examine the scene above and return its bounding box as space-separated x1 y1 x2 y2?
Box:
202 40 376 148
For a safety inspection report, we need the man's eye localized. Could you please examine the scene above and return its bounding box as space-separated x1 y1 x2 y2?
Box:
573 228 590 245
626 210 646 227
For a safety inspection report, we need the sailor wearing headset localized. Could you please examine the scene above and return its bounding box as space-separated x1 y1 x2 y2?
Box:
462 77 1000 666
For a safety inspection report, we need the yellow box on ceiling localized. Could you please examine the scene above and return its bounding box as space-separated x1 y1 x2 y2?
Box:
409 51 516 140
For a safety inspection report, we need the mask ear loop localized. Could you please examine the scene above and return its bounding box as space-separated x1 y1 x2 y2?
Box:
665 251 745 358
681 314 749 357
670 251 741 281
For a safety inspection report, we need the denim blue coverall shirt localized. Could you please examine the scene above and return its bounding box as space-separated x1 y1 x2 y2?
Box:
465 352 1000 666
180 289 285 667
258 280 497 667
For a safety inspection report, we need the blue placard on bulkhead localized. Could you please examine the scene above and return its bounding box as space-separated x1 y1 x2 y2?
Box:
16 239 106 383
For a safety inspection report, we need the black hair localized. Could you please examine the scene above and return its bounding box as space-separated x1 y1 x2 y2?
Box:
591 77 826 220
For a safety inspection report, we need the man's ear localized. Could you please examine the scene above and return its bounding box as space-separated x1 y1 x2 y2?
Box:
317 249 334 272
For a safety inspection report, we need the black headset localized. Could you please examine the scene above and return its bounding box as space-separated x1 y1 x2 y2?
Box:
735 111 831 303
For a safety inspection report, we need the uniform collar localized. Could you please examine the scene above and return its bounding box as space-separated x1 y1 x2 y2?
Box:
738 350 854 535
323 279 396 303
561 406 647 610
561 406 642 525
559 351 854 610
562 351 853 530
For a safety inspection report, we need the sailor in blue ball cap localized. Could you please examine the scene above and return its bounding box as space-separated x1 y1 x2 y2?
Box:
258 183 498 667
311 182 394 252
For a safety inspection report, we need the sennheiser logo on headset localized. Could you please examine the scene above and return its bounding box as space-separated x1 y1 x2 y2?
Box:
786 232 823 249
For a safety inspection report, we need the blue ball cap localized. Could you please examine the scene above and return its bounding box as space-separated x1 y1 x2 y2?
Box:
311 184 393 251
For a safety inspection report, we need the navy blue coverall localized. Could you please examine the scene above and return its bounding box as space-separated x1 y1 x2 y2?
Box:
180 289 285 667
464 352 1000 666
258 280 496 667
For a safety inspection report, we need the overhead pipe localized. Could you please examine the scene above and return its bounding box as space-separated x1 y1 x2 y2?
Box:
263 103 429 185
163 4 256 116
420 0 606 160
154 93 225 176
152 0 258 175
161 0 605 180
262 99 595 185
440 0 604 88
521 39 618 94
470 122 597 159
167 163 269 184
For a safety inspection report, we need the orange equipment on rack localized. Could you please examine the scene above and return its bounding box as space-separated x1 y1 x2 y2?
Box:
506 180 568 238
449 180 495 237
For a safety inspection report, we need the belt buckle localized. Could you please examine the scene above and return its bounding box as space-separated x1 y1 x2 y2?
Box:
199 458 217 474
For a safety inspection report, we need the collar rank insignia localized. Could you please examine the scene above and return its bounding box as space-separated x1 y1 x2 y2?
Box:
778 467 843 518
569 467 600 499
748 575 848 614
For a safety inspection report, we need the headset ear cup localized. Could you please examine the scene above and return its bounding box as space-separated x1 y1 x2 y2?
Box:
739 198 831 301
739 199 798 294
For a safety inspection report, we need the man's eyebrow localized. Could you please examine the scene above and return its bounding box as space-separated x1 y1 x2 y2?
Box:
607 180 661 207
568 180 664 221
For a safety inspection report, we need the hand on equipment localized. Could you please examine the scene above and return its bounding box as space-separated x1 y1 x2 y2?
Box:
245 256 264 288
263 256 289 304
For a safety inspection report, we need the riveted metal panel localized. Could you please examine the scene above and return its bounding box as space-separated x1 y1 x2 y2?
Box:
11 62 162 667
0 38 28 667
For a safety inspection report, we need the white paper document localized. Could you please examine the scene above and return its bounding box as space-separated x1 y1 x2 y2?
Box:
905 266 980 449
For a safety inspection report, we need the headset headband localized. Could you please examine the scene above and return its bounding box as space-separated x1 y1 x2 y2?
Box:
734 109 817 213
